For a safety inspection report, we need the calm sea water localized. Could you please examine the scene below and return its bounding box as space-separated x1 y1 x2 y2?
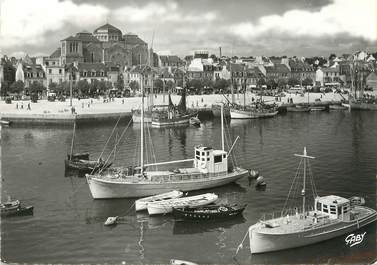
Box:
1 111 376 264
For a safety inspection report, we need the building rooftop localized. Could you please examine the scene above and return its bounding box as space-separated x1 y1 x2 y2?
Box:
94 23 123 35
77 62 107 71
123 33 146 46
50 48 61 58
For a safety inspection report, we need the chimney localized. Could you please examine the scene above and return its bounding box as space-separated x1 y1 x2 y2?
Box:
219 47 222 58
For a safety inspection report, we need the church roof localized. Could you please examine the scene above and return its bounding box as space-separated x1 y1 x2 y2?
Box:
50 48 61 58
123 34 146 46
94 23 122 35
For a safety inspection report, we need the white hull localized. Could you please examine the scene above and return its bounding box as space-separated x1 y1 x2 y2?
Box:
230 109 278 119
86 168 248 199
249 207 377 254
147 193 218 215
135 190 184 211
151 117 190 127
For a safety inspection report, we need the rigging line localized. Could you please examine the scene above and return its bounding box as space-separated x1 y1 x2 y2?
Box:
97 118 133 174
146 122 157 170
282 157 303 215
97 115 122 160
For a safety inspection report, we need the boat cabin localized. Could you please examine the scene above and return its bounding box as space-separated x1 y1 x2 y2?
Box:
315 195 351 221
194 146 227 174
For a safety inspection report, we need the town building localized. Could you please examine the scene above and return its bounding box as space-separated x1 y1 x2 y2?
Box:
366 72 377 91
58 23 149 71
288 59 315 85
158 55 185 68
15 62 46 88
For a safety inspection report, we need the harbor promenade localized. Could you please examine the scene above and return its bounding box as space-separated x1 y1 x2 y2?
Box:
0 92 346 124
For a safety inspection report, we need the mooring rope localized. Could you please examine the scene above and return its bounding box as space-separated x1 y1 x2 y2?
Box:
234 229 249 257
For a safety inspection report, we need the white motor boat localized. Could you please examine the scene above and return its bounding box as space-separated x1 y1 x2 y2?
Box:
247 147 377 254
147 193 218 215
135 190 184 211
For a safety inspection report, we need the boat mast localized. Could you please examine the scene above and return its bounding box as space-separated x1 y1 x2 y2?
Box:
294 147 315 215
69 121 76 160
140 72 144 175
221 103 224 151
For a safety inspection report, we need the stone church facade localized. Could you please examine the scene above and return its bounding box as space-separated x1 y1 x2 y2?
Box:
55 23 149 71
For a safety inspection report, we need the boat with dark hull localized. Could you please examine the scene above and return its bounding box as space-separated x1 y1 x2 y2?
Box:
151 91 197 127
286 105 311 112
246 147 377 254
65 157 112 172
172 204 246 220
1 200 34 217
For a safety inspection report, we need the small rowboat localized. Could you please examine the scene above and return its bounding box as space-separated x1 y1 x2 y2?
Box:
189 116 201 127
170 259 198 265
172 204 246 220
135 190 184 211
0 120 11 126
147 193 218 215
1 199 34 217
65 157 112 172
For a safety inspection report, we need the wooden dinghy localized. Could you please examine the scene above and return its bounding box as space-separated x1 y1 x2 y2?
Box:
172 204 246 220
135 190 184 211
147 193 218 215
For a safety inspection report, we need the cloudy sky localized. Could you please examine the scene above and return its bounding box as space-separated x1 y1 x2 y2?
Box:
0 0 376 58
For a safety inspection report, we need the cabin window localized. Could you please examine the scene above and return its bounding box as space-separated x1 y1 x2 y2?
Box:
323 208 329 213
223 154 226 159
214 155 222 163
201 158 205 161
316 202 322 211
207 158 210 161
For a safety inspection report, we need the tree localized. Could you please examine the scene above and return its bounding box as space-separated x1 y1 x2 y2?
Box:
213 78 230 93
257 78 266 88
277 78 288 89
10 80 25 94
266 78 277 90
288 77 299 87
166 80 175 92
77 80 90 96
29 81 45 95
210 54 218 62
129 81 139 94
49 82 58 91
186 79 203 93
116 74 124 91
154 79 163 93
329 53 337 61
302 77 313 87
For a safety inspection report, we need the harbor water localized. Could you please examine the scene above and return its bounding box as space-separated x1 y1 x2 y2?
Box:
1 111 376 264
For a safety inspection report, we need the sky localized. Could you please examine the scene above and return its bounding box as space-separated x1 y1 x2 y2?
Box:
0 0 376 58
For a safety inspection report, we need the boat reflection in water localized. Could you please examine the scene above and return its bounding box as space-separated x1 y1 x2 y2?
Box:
173 216 246 235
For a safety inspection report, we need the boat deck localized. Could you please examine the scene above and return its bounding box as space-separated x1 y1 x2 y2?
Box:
251 206 375 235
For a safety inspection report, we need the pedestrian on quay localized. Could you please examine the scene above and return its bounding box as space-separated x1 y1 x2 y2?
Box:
122 99 124 104
21 102 24 109
27 103 31 110
88 102 90 108
16 103 18 109
91 99 93 104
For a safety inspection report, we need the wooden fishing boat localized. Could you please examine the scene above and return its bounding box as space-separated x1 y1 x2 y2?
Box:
65 158 112 172
135 190 184 211
1 199 34 217
172 203 246 220
245 147 377 254
147 193 218 215
286 105 311 112
0 120 11 126
86 96 249 199
65 122 112 172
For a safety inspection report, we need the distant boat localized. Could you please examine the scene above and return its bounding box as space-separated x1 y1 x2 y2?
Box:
65 122 112 172
287 105 311 112
1 199 33 217
172 203 246 220
230 105 278 119
135 190 184 211
329 104 348 110
0 120 11 126
147 193 218 215
170 259 198 265
310 106 327 111
247 147 377 254
151 91 196 127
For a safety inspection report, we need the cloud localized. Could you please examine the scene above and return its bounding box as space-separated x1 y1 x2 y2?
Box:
0 0 109 49
114 1 217 23
230 0 377 42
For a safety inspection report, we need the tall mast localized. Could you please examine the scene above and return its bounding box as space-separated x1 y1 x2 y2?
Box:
69 121 76 160
302 147 306 214
294 147 315 215
140 73 144 175
221 103 224 151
